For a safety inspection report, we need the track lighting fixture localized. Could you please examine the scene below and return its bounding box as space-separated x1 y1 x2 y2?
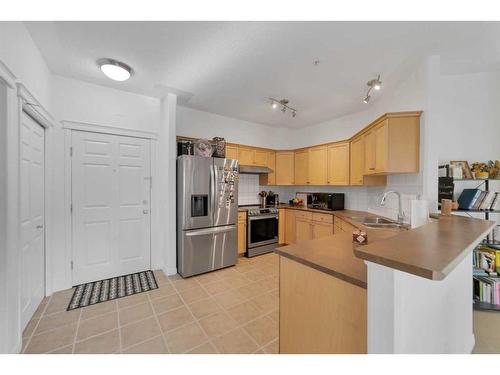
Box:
362 74 382 103
269 98 297 118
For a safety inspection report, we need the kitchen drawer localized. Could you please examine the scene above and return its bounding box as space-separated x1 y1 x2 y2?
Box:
294 210 312 221
312 212 333 224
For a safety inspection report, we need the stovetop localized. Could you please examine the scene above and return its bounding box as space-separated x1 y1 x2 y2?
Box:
240 205 279 216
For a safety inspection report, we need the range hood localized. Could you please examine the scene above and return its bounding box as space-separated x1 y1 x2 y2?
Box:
239 165 273 174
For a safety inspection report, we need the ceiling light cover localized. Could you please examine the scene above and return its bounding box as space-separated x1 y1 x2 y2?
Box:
97 58 133 81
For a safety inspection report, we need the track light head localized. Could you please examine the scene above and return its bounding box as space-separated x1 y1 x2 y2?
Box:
363 95 370 104
271 101 278 109
292 111 296 118
269 97 297 118
281 106 287 113
367 75 382 90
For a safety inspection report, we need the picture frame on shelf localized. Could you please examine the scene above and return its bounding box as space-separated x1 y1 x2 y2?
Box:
450 161 473 179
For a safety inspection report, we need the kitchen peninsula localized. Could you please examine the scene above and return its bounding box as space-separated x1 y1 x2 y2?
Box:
276 208 496 354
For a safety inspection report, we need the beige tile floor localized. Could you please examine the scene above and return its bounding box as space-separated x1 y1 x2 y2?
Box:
22 252 279 354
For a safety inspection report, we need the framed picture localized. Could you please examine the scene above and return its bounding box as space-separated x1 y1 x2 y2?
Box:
450 161 473 179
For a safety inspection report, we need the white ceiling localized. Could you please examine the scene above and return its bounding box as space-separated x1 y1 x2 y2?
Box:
24 21 500 129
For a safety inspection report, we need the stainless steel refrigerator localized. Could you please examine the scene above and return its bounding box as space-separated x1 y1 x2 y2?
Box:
177 155 239 277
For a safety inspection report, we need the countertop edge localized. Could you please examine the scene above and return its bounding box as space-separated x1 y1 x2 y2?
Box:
275 248 367 289
354 218 496 281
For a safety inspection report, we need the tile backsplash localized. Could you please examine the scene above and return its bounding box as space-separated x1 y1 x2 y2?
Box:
238 172 423 223
238 174 261 205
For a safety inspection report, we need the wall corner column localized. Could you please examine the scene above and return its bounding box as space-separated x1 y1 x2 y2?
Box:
158 93 177 276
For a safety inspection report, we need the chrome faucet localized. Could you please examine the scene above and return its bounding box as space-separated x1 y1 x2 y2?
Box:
380 191 405 224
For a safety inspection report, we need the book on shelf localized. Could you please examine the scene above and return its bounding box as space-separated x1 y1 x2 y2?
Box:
490 192 500 210
458 189 482 210
474 276 500 305
480 191 496 210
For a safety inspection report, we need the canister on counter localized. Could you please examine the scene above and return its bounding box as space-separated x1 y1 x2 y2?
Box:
353 229 368 245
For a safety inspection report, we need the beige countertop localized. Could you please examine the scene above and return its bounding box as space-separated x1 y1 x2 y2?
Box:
275 206 496 284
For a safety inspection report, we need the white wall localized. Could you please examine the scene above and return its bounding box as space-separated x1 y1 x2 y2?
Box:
177 105 291 149
49 75 167 293
52 75 160 132
0 21 54 354
0 22 52 111
367 254 475 353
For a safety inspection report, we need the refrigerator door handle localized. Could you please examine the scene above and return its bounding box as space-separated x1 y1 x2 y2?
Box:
185 225 236 237
210 163 216 221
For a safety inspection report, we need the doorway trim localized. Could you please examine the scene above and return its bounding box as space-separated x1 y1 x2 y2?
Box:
62 120 159 287
17 84 57 299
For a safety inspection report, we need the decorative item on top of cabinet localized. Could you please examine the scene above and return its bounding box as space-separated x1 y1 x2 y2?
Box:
276 151 295 185
294 149 309 185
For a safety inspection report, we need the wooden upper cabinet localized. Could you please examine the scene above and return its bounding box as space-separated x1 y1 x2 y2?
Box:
308 146 328 185
294 149 309 185
362 113 420 175
267 151 276 185
350 136 364 185
238 147 255 165
225 144 238 160
363 129 376 174
276 151 295 185
327 142 350 185
259 151 276 185
254 149 268 167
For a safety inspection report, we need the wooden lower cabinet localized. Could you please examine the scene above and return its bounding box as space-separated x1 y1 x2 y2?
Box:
237 212 247 255
279 256 367 353
295 218 313 243
284 209 296 244
312 222 333 239
278 209 286 245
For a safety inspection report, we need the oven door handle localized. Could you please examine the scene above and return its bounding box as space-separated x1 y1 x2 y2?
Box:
248 215 278 221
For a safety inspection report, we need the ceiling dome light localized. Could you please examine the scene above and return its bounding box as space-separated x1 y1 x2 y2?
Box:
97 58 133 81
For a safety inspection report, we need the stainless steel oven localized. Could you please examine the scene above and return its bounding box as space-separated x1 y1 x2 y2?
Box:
247 207 279 257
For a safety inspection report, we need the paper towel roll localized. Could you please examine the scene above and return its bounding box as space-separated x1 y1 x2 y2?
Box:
410 199 429 229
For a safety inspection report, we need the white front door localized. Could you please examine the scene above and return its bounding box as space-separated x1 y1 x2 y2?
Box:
20 112 45 329
71 131 151 285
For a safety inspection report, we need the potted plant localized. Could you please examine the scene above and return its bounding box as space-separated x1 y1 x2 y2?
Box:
471 162 490 179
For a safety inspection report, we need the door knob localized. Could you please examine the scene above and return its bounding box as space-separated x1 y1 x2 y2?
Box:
36 225 43 229
143 210 149 214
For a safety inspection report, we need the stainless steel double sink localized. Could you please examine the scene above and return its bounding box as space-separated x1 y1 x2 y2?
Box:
347 216 409 229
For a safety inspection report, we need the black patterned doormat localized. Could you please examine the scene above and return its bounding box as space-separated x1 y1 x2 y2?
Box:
67 270 158 311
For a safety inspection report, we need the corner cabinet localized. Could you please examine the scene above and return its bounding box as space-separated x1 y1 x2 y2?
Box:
350 136 365 185
294 149 309 185
363 113 420 175
327 142 350 185
275 151 295 185
308 145 328 185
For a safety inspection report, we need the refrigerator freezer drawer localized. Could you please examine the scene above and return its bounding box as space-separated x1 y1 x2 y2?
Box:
178 225 237 277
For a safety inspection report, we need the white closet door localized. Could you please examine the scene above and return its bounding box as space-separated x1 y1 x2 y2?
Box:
71 131 151 285
20 112 45 329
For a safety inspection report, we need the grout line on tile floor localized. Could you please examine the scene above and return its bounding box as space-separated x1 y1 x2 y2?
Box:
147 290 172 354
